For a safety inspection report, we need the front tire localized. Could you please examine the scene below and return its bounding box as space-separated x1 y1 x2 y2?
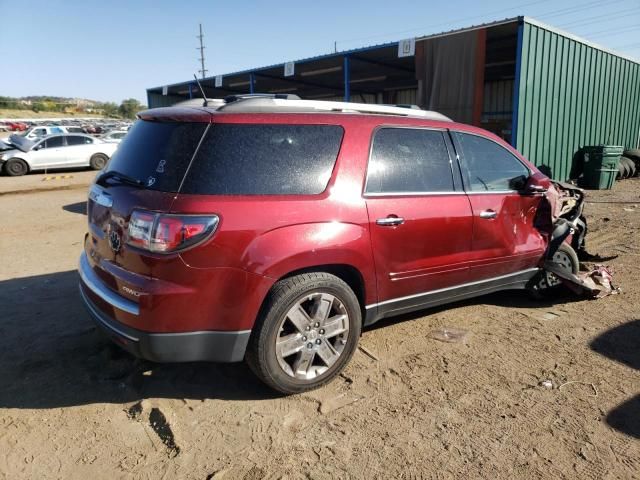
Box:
543 243 580 290
246 272 362 394
90 153 108 170
4 158 28 176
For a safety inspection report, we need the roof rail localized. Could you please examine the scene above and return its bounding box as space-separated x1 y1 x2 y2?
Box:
224 93 301 103
216 97 451 121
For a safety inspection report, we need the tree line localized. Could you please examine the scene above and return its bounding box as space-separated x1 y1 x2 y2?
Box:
0 96 145 119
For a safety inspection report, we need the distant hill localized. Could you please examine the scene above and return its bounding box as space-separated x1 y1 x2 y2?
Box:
0 96 144 119
9 96 101 107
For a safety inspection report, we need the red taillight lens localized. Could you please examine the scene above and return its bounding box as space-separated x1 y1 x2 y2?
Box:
126 210 219 253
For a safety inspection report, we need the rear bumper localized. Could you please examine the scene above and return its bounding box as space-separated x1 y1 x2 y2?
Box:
78 257 251 363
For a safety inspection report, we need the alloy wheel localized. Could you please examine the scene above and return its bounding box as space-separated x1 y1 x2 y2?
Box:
275 292 349 380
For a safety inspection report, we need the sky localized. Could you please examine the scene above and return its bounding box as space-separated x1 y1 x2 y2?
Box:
1 0 639 104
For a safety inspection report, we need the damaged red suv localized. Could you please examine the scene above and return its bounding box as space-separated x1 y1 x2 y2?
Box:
78 95 586 393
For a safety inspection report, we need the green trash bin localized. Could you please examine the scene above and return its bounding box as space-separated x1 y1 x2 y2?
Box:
581 145 624 190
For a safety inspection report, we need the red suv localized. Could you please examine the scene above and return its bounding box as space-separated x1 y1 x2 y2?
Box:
78 96 584 393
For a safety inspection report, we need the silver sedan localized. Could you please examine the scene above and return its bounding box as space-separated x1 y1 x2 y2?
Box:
0 134 118 176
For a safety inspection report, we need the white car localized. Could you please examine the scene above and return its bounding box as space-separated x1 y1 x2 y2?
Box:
0 125 85 150
101 130 128 143
0 134 118 176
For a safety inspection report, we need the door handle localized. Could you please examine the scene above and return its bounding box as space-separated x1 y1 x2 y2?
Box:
376 216 404 226
479 210 497 219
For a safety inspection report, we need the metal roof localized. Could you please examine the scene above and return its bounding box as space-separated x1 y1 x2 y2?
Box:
148 15 638 101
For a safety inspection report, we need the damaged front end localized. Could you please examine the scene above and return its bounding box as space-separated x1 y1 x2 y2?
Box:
544 180 588 259
532 181 618 298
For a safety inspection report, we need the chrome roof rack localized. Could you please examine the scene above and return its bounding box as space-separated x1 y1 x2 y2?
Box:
215 96 451 121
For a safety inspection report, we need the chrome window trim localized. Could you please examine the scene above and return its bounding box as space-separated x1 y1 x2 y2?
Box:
78 252 139 316
365 268 540 310
465 190 519 195
364 191 467 197
363 125 458 196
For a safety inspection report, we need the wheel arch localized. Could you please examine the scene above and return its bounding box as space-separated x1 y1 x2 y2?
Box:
278 263 366 314
3 156 30 174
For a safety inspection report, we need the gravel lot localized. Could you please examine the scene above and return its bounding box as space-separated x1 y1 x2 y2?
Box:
0 180 638 479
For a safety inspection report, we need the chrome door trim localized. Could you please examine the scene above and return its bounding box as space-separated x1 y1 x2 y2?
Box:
364 191 467 197
365 267 540 310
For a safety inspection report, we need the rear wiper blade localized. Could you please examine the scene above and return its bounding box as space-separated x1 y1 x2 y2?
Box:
97 170 144 187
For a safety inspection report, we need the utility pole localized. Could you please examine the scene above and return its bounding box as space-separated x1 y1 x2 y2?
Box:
197 23 207 79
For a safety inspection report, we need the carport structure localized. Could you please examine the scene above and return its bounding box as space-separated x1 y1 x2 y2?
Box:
147 16 640 180
148 40 420 107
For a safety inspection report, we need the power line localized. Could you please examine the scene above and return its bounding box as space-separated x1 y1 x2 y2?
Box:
537 0 626 20
587 25 640 39
612 41 640 49
333 0 555 48
332 0 630 50
558 7 640 28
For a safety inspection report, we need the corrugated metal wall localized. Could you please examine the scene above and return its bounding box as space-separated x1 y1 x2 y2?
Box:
147 92 186 108
483 80 513 119
515 20 640 180
395 89 418 105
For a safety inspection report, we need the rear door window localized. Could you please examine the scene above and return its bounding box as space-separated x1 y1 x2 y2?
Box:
455 132 530 192
66 135 93 146
44 136 64 148
365 128 454 194
181 124 344 195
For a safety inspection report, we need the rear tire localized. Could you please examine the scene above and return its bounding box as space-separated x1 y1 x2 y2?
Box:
620 158 631 179
623 149 640 163
4 158 28 176
246 272 362 394
90 153 108 170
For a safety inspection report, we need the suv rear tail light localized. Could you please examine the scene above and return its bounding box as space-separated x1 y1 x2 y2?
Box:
127 210 219 253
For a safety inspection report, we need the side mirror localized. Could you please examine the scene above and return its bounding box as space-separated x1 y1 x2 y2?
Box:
523 173 551 194
509 174 528 191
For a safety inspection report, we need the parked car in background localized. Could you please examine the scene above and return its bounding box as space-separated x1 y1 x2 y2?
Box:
83 124 104 135
100 130 128 143
2 125 68 152
7 121 28 131
0 133 117 176
7 125 67 142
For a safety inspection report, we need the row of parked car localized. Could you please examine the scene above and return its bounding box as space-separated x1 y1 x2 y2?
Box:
0 119 133 134
0 123 129 176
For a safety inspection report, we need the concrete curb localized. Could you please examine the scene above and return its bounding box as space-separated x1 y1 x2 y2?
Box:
0 182 90 197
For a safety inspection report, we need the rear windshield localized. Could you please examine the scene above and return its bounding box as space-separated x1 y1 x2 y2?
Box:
105 121 343 194
182 124 344 195
104 120 207 191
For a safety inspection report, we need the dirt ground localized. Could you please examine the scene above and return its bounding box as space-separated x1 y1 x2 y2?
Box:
0 178 638 479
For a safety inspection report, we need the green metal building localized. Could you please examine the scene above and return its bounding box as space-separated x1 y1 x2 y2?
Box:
515 18 640 180
147 17 640 181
